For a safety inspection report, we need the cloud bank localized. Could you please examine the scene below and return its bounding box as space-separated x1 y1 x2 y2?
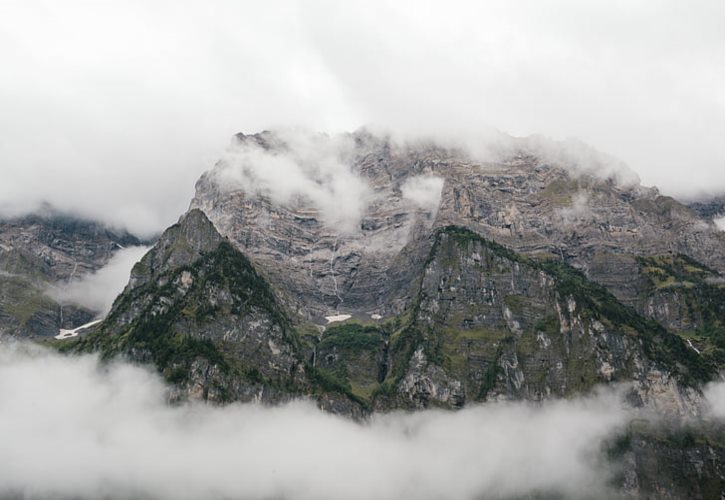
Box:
47 246 150 314
0 343 632 500
1 0 724 235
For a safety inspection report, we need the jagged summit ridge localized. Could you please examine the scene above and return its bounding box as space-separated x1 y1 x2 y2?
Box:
123 208 223 291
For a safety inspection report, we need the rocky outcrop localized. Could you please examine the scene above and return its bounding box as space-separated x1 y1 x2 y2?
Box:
75 209 306 403
611 422 725 498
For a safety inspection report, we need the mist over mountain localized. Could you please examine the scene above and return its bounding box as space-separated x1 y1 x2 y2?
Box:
2 1 725 498
1 125 724 497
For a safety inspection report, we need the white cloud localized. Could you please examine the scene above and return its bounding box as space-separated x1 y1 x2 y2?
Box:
47 246 149 314
704 381 725 418
519 136 642 187
1 0 724 236
0 343 631 500
401 176 445 212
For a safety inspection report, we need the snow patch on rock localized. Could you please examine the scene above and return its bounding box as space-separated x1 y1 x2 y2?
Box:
325 314 351 324
55 319 102 340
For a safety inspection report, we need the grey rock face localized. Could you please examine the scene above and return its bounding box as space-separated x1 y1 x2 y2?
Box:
615 423 725 499
123 208 223 291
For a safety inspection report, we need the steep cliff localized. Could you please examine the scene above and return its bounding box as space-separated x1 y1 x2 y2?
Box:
631 254 725 370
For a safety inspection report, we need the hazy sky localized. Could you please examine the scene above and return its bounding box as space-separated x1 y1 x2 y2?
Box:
1 0 724 236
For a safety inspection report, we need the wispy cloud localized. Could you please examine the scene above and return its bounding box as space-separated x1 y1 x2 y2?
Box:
556 191 594 227
47 246 149 315
401 175 445 213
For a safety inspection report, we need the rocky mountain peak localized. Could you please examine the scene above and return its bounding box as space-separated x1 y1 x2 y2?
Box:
122 208 223 292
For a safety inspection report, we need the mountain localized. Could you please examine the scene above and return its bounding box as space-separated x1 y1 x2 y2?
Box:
37 130 725 496
60 130 722 410
60 131 725 406
0 208 144 338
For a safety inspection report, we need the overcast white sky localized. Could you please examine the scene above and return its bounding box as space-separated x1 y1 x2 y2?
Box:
1 0 724 236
